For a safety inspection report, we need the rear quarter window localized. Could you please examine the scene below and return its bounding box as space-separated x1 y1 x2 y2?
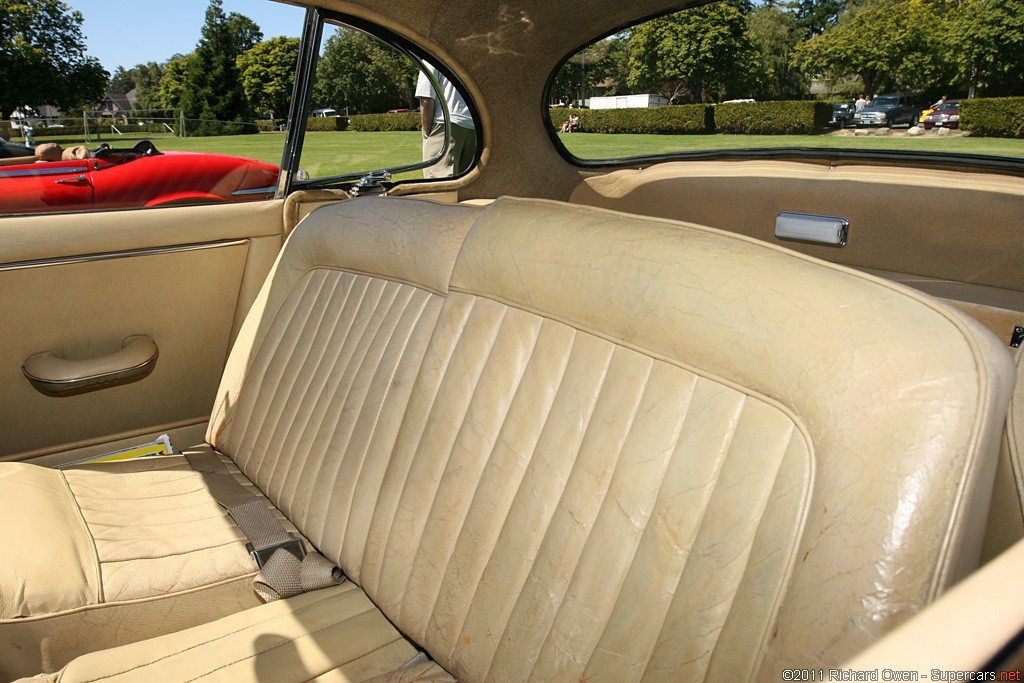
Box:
547 0 1024 171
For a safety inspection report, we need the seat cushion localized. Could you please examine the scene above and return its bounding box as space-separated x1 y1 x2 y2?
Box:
0 463 99 618
21 582 442 683
0 451 290 678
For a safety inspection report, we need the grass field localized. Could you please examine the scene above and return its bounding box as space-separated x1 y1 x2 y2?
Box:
558 130 1024 159
30 130 424 179
27 128 1024 179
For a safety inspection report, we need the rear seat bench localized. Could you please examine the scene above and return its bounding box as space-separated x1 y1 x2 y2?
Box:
1 196 1015 682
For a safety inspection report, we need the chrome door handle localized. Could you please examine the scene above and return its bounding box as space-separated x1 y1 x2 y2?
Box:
55 175 88 185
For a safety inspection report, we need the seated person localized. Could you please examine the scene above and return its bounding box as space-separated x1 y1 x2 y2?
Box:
560 114 580 133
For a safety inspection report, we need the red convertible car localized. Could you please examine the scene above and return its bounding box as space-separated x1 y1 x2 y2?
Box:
0 140 279 213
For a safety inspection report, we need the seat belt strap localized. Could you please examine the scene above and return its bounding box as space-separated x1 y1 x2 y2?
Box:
183 445 344 601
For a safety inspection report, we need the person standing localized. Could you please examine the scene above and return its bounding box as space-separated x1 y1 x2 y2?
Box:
855 94 867 111
415 64 476 178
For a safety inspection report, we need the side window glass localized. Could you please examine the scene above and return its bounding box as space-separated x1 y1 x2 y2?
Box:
297 19 477 187
0 0 306 216
548 0 1022 167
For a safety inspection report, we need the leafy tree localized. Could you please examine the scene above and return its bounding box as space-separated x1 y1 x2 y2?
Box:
0 0 108 119
130 62 168 111
158 54 193 110
312 29 417 114
179 0 263 132
550 36 631 105
793 0 850 36
237 36 299 118
626 3 759 103
108 62 167 111
791 0 950 97
108 66 135 94
945 0 1024 97
748 5 810 100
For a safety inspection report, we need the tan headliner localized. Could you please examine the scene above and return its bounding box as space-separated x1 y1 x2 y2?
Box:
277 0 698 200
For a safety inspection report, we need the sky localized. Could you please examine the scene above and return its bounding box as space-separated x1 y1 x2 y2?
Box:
65 0 306 74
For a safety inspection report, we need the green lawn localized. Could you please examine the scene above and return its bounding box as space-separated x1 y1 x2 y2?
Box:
556 130 1024 159
158 131 425 179
32 130 424 179
29 128 1024 178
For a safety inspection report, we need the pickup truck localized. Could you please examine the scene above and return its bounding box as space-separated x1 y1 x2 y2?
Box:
853 94 921 128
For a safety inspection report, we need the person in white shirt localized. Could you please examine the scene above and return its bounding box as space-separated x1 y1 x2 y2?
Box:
415 65 476 178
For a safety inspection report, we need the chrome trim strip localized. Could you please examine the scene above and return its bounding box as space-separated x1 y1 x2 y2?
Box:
0 164 91 179
0 239 249 272
231 185 276 198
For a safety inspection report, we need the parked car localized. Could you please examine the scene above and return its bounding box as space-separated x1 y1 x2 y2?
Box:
922 100 961 129
3 0 1024 681
0 135 35 159
853 93 921 127
829 102 856 128
311 108 340 117
0 140 278 213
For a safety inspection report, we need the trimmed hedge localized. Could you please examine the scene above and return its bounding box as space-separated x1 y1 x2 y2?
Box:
258 119 286 132
349 112 419 132
959 97 1024 138
306 116 348 132
550 105 712 134
714 100 831 135
32 124 86 136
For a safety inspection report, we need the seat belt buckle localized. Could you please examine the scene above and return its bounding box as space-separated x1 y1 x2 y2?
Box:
246 536 306 569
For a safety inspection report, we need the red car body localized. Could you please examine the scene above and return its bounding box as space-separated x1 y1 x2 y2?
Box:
0 142 279 214
922 100 960 130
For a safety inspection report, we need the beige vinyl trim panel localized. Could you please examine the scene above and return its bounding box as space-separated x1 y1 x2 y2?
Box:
0 202 286 461
569 160 1024 295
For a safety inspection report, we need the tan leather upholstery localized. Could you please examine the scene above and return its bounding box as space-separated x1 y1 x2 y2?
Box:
0 155 36 166
844 536 1024 672
28 583 444 683
983 348 1024 561
0 453 276 676
0 197 484 678
2 197 1015 681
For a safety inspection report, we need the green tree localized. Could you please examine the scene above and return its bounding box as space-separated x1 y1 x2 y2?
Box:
793 0 850 36
108 66 135 94
158 54 193 110
791 0 950 96
108 62 167 111
0 0 108 119
550 36 631 105
312 29 417 114
179 0 263 133
237 36 299 118
945 0 1024 97
626 3 760 103
748 5 810 100
130 62 168 111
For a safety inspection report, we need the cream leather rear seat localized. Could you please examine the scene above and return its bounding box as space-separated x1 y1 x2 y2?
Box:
0 197 485 677
2 196 1016 681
